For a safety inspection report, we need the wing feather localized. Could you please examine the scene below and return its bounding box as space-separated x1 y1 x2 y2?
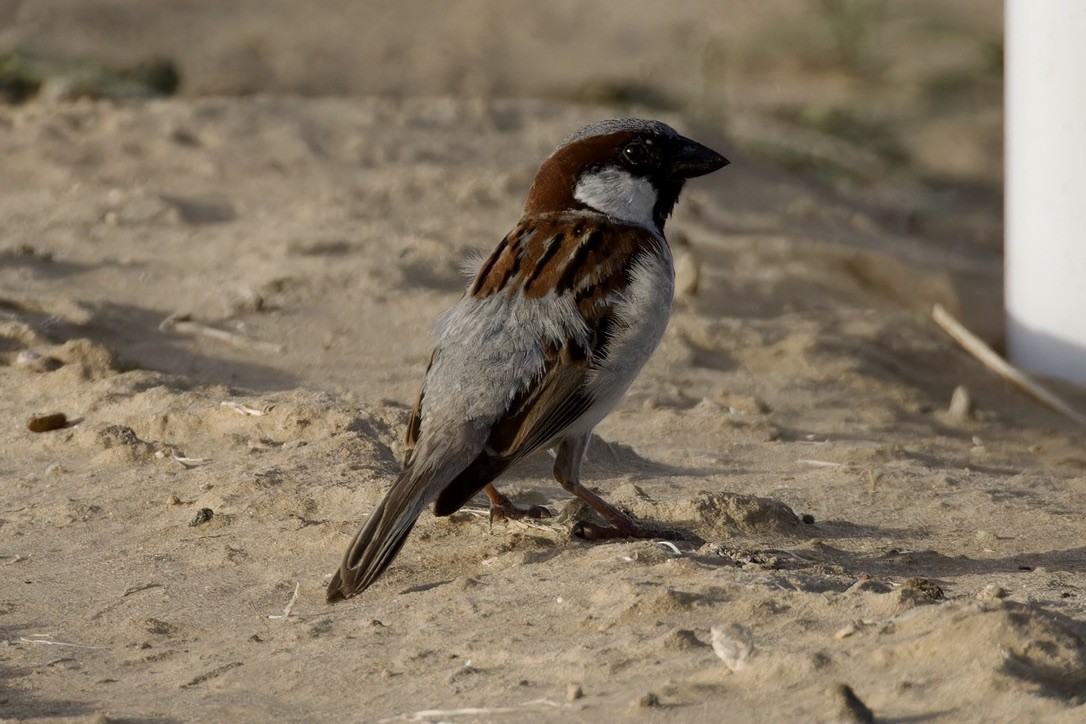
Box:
432 341 595 515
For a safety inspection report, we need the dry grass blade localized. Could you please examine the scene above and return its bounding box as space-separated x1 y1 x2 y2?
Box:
268 581 300 619
797 459 845 468
382 698 564 721
19 637 104 650
221 400 269 416
932 305 1086 427
160 312 283 354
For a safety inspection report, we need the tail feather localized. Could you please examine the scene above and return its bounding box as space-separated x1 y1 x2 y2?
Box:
328 427 486 603
326 469 430 602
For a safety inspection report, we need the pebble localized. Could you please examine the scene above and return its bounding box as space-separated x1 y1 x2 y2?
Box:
189 508 214 526
27 412 67 432
15 350 62 372
948 385 973 420
711 623 754 671
566 683 583 701
901 577 944 601
637 692 660 708
978 583 1007 600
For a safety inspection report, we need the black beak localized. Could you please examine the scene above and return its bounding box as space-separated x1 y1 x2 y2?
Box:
671 136 730 179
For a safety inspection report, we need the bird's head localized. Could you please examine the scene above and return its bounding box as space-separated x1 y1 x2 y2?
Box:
524 118 729 233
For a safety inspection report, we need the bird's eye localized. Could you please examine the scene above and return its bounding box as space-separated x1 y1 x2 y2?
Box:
622 141 650 166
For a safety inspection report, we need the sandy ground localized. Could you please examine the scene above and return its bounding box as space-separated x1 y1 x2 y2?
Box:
2 2 1085 722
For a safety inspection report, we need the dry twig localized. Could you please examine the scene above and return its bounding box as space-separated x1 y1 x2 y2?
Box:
268 581 300 619
160 312 283 354
382 699 564 722
932 304 1086 427
797 459 845 468
19 637 103 650
221 400 269 416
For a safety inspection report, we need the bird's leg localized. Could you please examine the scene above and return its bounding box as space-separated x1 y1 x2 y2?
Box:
553 435 651 540
483 483 551 521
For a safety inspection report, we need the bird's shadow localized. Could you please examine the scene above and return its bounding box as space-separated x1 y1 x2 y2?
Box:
498 433 707 484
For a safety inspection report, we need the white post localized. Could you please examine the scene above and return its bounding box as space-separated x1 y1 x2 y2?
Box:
1006 0 1086 386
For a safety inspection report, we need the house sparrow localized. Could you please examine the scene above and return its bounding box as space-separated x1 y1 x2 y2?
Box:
328 118 729 602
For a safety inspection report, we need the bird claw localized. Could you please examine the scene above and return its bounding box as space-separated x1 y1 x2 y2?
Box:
489 502 553 523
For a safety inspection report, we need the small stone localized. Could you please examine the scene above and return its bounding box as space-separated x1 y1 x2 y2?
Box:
948 385 973 421
845 578 890 595
27 412 67 433
802 514 815 525
638 692 660 708
711 623 754 671
662 628 707 650
189 508 214 526
228 287 265 315
716 391 769 415
901 577 944 601
978 584 1007 600
15 351 63 372
566 683 583 701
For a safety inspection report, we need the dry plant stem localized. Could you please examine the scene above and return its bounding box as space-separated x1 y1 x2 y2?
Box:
391 700 564 721
160 312 283 354
221 400 268 416
268 581 301 619
797 459 845 468
932 304 1086 427
19 637 103 650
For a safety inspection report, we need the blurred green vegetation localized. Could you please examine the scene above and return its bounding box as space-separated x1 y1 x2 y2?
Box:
0 49 179 103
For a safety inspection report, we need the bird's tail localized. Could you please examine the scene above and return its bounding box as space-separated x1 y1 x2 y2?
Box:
326 467 437 603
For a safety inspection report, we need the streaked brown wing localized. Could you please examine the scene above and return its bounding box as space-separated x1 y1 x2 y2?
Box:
431 339 596 515
429 217 657 516
489 342 596 456
402 349 435 467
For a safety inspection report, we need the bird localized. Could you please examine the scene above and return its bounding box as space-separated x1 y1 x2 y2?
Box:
327 118 729 602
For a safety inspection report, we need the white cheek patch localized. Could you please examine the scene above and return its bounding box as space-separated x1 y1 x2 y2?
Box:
574 167 658 229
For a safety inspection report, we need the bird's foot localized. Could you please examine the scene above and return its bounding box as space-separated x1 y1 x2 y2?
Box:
484 484 552 522
489 501 553 522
